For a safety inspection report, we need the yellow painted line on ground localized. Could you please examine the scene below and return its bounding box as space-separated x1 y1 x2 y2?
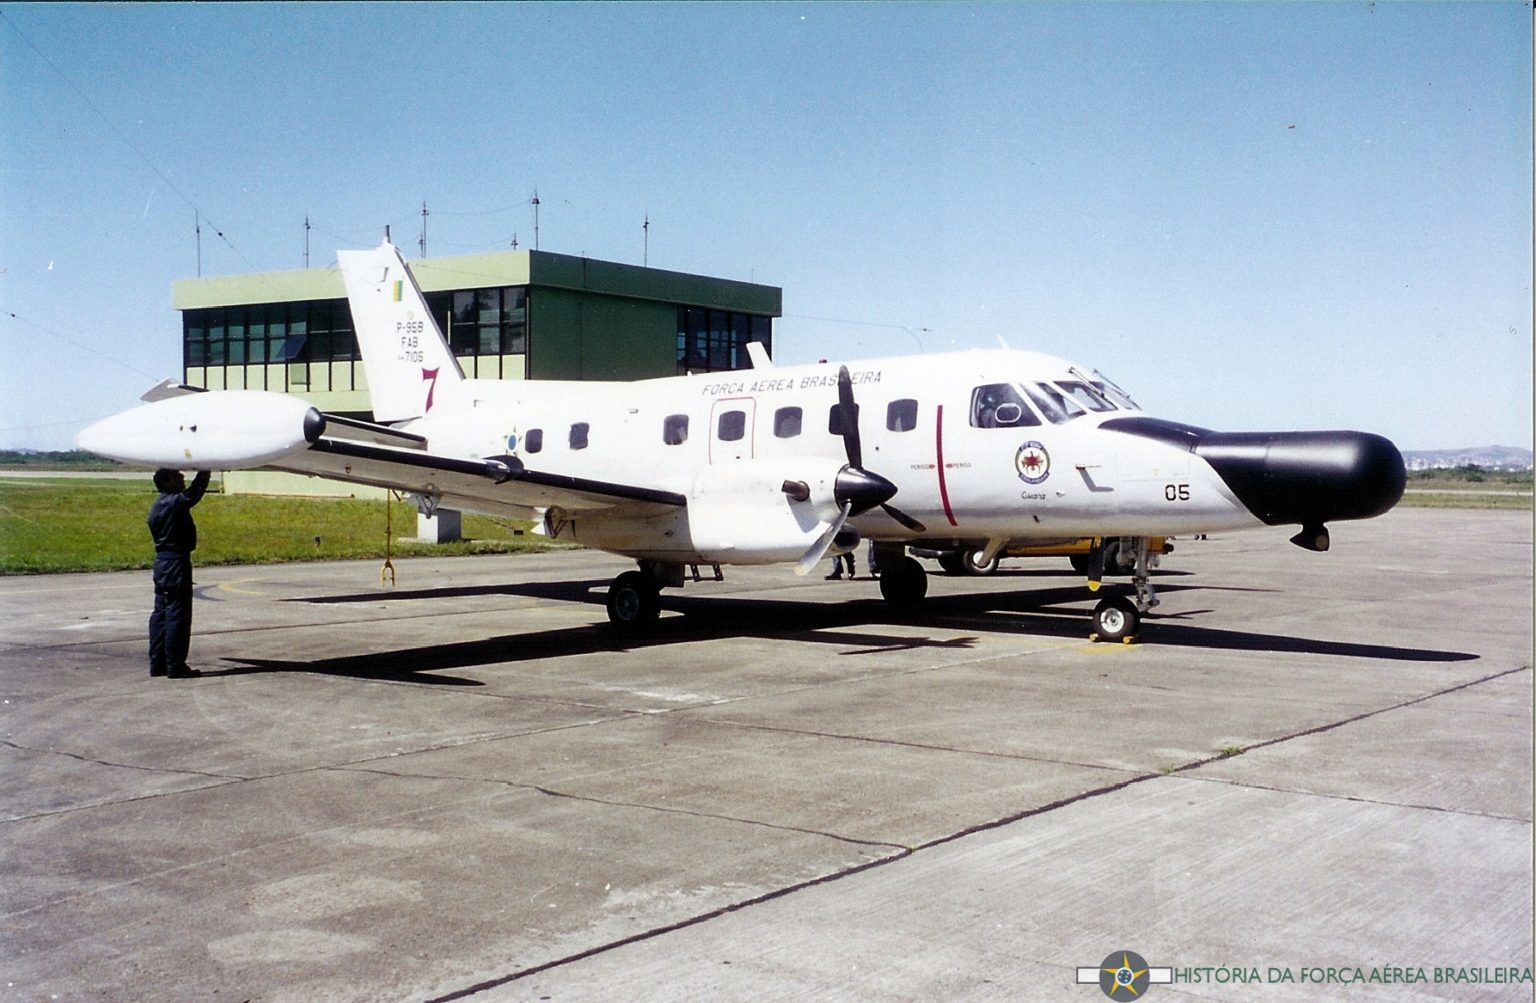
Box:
215 578 269 597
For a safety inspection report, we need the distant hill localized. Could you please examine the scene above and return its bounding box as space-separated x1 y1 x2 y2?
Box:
1402 446 1533 471
0 449 123 470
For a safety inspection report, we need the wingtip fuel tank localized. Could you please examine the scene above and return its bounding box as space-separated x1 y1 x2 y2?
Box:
75 391 324 468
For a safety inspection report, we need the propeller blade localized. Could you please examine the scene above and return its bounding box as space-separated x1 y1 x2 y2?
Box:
880 502 926 533
836 365 862 469
794 502 852 576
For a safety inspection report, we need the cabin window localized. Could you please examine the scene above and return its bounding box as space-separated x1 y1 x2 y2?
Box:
886 399 919 432
569 422 590 450
774 406 802 438
525 428 543 453
717 409 747 442
663 414 689 445
970 384 1041 428
828 403 857 436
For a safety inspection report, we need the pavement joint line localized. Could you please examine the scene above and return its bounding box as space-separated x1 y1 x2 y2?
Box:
703 717 1137 775
0 781 535 924
1169 662 1532 777
425 769 1167 1003
420 664 1536 1001
0 738 245 785
1174 773 1534 824
337 763 912 852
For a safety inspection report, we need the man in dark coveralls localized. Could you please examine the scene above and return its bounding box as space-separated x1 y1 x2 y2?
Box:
148 468 211 678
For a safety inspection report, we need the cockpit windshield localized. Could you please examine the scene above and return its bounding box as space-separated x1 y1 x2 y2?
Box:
1089 370 1140 410
1022 383 1087 423
1054 380 1117 413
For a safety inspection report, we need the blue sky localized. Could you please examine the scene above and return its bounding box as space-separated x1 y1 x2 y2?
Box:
1 2 1530 452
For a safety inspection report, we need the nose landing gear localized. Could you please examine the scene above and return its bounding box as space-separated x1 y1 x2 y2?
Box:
1088 536 1160 643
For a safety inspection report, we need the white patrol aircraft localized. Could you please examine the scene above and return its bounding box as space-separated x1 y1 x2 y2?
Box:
77 240 1406 642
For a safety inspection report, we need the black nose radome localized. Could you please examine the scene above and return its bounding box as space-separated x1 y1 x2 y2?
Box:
1193 431 1406 527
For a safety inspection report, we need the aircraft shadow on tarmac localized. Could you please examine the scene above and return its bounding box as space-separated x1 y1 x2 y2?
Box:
211 577 1477 684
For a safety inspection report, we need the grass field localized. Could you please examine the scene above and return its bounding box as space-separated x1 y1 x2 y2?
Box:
0 477 570 575
0 473 1527 575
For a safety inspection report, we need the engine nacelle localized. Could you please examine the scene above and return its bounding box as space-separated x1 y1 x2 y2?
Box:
685 459 845 564
76 391 324 468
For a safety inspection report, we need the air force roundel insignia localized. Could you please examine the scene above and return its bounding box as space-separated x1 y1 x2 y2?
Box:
1016 441 1050 484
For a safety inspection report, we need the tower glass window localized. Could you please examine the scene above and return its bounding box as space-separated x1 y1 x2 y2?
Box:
677 307 774 374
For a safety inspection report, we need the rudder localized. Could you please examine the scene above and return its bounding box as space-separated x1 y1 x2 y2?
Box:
338 240 463 423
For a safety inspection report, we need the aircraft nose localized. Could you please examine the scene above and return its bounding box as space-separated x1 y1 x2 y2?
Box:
1194 430 1406 530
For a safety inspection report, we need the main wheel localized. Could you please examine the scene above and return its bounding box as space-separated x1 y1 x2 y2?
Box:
879 556 928 611
961 549 1000 576
606 570 660 630
1091 595 1139 643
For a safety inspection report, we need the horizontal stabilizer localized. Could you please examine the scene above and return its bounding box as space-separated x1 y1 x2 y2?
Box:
139 378 205 403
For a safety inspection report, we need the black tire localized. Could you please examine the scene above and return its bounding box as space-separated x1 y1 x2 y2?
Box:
1091 595 1139 643
936 552 966 576
879 556 928 611
1069 554 1090 574
606 570 660 630
961 549 999 576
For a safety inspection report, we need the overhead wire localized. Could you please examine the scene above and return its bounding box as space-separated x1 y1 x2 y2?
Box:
0 8 299 291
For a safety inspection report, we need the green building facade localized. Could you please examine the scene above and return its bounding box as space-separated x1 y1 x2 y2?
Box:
172 248 782 420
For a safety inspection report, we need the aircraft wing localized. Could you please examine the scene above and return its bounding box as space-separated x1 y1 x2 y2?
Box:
270 426 686 520
76 389 684 521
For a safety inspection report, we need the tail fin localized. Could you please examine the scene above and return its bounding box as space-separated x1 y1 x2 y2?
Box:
338 240 464 423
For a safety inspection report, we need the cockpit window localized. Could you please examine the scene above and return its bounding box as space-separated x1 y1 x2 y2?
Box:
1054 381 1117 413
970 384 1042 428
1023 383 1087 424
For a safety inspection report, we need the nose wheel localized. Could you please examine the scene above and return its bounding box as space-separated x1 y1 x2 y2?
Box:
1090 595 1139 644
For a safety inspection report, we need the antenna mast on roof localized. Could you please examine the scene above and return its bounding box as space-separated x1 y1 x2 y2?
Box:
419 201 429 258
304 214 311 268
195 209 202 277
531 189 540 250
643 213 649 267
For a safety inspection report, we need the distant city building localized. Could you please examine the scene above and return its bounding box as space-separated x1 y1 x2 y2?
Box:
173 248 781 421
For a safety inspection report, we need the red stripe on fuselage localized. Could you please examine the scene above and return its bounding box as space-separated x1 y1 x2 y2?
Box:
935 404 958 526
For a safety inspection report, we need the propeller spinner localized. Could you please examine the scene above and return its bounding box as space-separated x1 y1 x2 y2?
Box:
834 366 925 532
791 365 926 575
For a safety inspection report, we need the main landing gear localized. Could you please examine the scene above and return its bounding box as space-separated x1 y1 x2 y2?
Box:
877 554 928 611
1088 536 1160 644
602 560 730 631
606 569 662 630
